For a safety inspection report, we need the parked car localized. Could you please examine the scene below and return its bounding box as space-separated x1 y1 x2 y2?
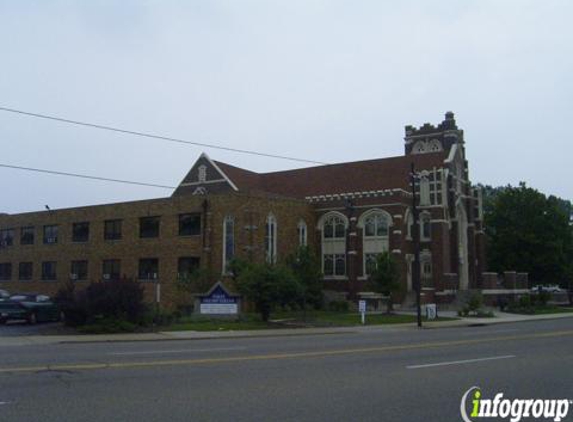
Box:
8 294 61 324
0 289 9 300
0 300 33 324
530 285 563 293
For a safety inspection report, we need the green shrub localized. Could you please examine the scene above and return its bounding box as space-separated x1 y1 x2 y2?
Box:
77 318 137 334
328 300 350 312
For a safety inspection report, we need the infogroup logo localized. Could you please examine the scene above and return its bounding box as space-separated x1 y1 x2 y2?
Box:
460 386 571 422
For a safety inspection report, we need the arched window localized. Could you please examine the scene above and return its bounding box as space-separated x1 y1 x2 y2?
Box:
319 212 348 277
364 214 389 237
419 173 431 206
358 210 392 276
297 220 307 247
265 214 277 264
222 215 234 273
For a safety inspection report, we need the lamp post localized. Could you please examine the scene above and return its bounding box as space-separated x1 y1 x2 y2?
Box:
410 163 422 328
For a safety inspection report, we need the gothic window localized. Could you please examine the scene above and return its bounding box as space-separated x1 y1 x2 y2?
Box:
265 214 277 264
428 139 442 152
223 215 235 273
412 140 426 154
297 220 307 247
359 210 392 276
364 214 389 237
420 212 431 241
320 213 347 278
419 173 431 206
421 251 432 280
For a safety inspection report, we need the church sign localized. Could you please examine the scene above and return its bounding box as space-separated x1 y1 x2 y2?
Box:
195 282 241 315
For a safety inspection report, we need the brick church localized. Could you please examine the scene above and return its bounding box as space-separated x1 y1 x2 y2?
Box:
0 112 486 307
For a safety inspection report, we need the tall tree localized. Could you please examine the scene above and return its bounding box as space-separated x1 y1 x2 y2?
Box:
368 251 401 314
235 263 303 322
484 182 573 285
286 246 324 310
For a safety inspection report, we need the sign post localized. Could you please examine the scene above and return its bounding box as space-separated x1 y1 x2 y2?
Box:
358 300 366 325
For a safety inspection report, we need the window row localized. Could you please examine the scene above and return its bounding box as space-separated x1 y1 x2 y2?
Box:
0 213 201 247
0 257 200 281
222 214 309 273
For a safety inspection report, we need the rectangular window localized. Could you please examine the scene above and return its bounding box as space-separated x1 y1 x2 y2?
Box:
20 226 35 245
41 261 57 280
104 219 122 240
102 259 121 280
323 254 346 277
178 257 200 277
19 262 33 281
179 213 201 236
43 225 59 244
0 263 12 281
0 229 15 247
223 216 234 274
365 253 379 276
138 258 159 280
72 222 90 242
71 260 88 281
139 216 160 238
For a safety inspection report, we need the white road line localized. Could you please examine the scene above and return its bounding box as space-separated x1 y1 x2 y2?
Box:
406 355 516 370
107 346 247 356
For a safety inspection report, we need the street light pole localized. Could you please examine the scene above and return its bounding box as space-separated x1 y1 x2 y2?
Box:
410 163 422 328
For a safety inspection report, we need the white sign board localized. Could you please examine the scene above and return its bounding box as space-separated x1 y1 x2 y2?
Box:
200 303 238 315
358 300 366 313
425 304 437 320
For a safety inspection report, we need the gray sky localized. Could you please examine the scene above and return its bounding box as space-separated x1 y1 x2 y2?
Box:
1 1 572 214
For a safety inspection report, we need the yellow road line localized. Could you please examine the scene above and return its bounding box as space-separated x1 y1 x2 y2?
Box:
1 329 572 374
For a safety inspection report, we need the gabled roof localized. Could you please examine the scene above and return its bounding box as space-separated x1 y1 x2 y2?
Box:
211 151 447 199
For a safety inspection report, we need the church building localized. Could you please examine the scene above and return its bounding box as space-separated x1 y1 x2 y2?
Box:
0 112 486 307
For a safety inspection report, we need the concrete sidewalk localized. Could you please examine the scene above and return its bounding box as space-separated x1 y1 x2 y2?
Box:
1 311 572 347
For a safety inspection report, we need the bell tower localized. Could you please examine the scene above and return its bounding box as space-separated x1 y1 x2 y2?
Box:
404 111 464 156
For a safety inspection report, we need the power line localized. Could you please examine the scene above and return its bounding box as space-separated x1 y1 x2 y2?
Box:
0 163 176 190
0 106 329 165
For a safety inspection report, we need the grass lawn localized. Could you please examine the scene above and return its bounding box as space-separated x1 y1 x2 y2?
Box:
166 311 457 331
505 306 573 316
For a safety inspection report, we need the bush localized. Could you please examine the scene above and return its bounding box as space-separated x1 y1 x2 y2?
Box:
55 277 148 328
328 300 350 312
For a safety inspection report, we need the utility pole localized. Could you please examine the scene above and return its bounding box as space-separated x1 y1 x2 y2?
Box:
410 163 422 328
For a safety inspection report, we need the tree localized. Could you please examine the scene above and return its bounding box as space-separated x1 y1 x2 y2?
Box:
286 246 324 310
235 263 303 322
484 183 573 286
368 251 401 314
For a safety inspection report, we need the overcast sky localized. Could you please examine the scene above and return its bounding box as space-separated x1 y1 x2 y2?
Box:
1 1 572 214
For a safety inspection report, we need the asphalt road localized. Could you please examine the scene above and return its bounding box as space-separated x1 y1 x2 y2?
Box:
0 319 572 422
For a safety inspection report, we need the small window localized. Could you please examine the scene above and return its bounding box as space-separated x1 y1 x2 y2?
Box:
178 257 200 277
265 214 277 264
0 263 12 281
297 220 308 247
72 222 90 242
71 260 88 281
365 253 379 276
422 261 432 279
138 258 159 280
43 225 58 244
19 262 33 281
421 214 431 241
179 213 201 236
21 226 35 245
335 254 346 276
0 229 15 247
140 216 160 238
41 261 57 280
223 215 234 274
102 259 121 280
104 219 122 240
364 214 389 237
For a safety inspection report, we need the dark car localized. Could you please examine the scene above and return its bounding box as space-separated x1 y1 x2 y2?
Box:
0 301 33 324
0 289 9 300
8 294 61 324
